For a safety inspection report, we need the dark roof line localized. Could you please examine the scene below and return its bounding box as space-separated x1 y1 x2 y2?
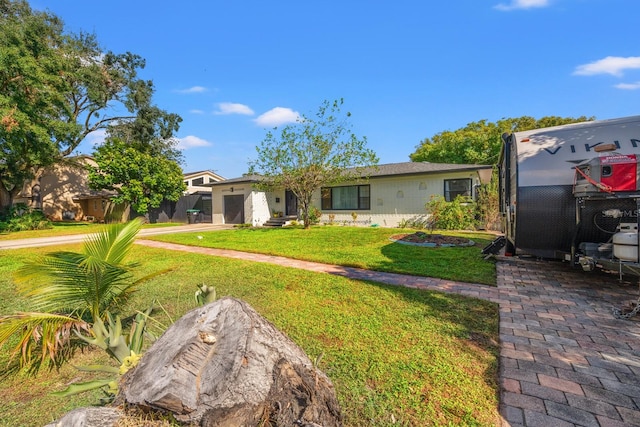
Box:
209 162 491 186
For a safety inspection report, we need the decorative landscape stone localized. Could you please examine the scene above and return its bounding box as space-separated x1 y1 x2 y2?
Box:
117 297 342 426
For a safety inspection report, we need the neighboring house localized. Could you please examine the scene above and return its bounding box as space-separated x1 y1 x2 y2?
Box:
209 162 493 227
183 170 225 194
16 161 224 223
16 156 119 222
148 170 225 223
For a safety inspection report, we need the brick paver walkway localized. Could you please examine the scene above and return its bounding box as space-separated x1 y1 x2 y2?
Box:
136 240 640 426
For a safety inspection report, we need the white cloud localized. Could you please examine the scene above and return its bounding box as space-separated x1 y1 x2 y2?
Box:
494 0 550 11
85 129 107 148
190 109 205 114
176 135 213 150
254 107 300 127
573 56 640 77
214 102 255 116
175 86 208 94
615 81 640 90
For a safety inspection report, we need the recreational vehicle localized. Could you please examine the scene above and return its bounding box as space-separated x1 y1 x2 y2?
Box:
498 115 640 276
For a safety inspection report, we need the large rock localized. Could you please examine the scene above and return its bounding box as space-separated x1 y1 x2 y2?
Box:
118 297 342 426
44 407 123 427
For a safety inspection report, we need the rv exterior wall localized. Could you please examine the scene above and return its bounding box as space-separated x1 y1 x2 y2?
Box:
501 115 640 260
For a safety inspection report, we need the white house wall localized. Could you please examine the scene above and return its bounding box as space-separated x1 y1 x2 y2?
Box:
211 183 249 224
250 190 272 226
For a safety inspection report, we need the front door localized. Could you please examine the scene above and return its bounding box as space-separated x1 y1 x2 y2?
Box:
223 195 245 224
285 190 298 217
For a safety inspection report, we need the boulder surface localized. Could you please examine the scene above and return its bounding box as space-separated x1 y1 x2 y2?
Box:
118 297 342 426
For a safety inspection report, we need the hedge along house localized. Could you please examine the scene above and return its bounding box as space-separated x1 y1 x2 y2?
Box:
209 162 493 227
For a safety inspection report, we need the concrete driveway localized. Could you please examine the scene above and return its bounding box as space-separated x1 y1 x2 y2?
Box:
0 223 232 250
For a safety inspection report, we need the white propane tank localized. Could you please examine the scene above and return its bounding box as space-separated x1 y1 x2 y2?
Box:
613 231 639 261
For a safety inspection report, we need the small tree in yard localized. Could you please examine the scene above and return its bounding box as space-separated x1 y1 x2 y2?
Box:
249 99 378 229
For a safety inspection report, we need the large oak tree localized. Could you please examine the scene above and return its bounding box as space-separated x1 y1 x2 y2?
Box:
0 0 180 209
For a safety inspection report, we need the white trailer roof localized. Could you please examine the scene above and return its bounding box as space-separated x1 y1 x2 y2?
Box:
513 115 640 187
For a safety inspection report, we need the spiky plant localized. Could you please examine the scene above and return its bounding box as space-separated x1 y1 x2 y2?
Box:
0 218 145 371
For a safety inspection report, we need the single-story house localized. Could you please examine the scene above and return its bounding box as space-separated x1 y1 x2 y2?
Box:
209 162 493 227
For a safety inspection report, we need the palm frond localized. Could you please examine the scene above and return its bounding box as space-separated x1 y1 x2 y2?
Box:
83 218 143 265
15 252 134 318
0 312 90 370
13 220 144 319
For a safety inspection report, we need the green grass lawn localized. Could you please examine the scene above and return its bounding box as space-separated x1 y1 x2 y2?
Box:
0 220 184 241
0 240 500 426
148 226 498 285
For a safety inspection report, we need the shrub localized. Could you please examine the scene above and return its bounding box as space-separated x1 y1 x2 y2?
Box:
308 206 322 225
398 216 431 230
475 169 500 230
426 195 477 230
0 204 52 232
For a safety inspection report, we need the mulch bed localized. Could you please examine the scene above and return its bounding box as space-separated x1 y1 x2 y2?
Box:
389 232 475 247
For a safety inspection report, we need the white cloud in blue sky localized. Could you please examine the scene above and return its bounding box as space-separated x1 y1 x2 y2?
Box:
177 135 213 150
84 129 106 148
254 107 300 127
175 86 208 94
573 56 640 77
214 103 254 116
494 0 550 11
615 82 640 90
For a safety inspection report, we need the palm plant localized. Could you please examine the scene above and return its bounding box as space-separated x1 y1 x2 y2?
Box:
0 218 145 371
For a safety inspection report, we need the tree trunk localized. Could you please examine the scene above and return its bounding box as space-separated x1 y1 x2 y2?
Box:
0 186 11 212
118 297 342 427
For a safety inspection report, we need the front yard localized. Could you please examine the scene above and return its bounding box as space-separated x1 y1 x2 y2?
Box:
0 226 500 426
147 226 498 285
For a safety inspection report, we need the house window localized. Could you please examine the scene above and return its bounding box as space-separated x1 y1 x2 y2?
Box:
321 185 370 210
192 177 204 186
444 179 472 202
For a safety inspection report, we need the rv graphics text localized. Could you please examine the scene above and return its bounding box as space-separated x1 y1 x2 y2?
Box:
541 139 640 155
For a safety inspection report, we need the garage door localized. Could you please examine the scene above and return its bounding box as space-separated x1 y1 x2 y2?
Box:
224 195 245 224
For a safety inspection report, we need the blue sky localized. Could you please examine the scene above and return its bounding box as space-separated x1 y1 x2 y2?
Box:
32 0 640 179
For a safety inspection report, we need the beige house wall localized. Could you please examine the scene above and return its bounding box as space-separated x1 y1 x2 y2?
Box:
183 171 225 194
17 159 95 221
312 170 483 227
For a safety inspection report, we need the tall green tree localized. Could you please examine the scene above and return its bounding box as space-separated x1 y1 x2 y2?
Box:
0 0 180 209
410 116 594 165
0 0 68 206
249 99 378 229
88 137 185 215
411 116 593 230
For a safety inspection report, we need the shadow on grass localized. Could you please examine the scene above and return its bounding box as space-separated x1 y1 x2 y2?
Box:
374 237 497 285
363 276 500 401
